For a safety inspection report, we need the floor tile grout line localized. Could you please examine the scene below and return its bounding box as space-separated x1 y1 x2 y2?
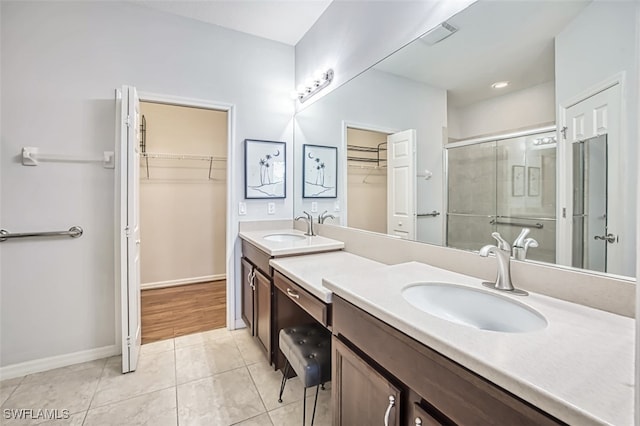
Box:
87 383 177 411
175 365 248 388
1 374 26 407
244 363 270 418
82 356 109 425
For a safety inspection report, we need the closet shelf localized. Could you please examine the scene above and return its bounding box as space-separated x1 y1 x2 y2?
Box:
347 142 387 166
141 152 227 180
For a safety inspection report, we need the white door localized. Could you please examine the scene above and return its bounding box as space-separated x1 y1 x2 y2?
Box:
118 85 141 373
387 129 416 240
561 83 621 274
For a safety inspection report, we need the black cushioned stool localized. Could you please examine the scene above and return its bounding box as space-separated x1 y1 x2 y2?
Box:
278 323 331 425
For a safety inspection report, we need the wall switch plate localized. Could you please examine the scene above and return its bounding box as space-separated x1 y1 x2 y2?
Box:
311 202 318 213
239 202 247 216
334 201 340 212
267 202 275 215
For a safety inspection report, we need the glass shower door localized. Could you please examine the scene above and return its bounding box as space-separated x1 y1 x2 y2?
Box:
495 132 556 264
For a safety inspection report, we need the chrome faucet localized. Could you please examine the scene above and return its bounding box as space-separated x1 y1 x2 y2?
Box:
512 228 539 260
318 210 335 224
479 232 527 295
295 211 315 236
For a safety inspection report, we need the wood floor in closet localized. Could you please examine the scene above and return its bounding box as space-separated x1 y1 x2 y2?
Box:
141 280 226 344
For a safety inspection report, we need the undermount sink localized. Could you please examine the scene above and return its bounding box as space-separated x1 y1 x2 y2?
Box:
402 283 547 333
263 233 306 242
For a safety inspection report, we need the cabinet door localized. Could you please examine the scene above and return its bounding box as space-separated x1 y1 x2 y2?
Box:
409 402 445 426
241 258 255 336
333 336 401 426
254 268 272 357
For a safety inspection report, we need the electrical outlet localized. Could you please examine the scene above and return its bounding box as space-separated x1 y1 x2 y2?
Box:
334 201 340 212
268 202 275 215
311 202 318 213
239 202 247 216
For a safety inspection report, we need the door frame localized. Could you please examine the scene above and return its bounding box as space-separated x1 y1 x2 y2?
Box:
114 91 236 353
556 72 626 268
341 121 398 227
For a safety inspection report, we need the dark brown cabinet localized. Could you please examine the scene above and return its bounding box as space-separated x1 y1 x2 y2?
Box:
332 336 401 426
241 241 274 361
254 267 271 356
332 295 563 426
241 257 255 335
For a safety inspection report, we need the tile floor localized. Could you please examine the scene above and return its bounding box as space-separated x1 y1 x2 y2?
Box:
0 328 332 425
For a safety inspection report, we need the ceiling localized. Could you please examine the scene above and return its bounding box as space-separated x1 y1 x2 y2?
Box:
374 0 591 107
138 0 332 46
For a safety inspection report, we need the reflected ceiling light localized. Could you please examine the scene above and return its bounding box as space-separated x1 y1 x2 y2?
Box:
294 69 334 103
420 22 458 46
491 81 510 89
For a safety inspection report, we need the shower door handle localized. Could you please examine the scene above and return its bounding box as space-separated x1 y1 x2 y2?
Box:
594 233 618 243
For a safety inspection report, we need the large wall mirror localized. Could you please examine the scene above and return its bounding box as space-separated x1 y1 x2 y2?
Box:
293 0 638 278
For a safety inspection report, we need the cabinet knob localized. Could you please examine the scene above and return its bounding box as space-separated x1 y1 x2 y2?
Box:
384 395 395 426
415 417 423 426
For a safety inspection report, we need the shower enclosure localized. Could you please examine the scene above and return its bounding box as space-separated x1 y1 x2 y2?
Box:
445 128 557 264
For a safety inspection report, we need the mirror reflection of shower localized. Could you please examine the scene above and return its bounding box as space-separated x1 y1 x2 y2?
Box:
572 135 608 272
446 128 557 263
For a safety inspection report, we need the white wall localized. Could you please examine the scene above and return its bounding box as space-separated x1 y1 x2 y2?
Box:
0 1 294 370
294 0 475 109
448 81 556 140
555 0 638 277
295 68 447 245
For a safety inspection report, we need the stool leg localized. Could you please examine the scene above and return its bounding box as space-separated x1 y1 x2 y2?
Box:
320 383 325 390
302 387 307 426
278 361 290 403
310 384 320 426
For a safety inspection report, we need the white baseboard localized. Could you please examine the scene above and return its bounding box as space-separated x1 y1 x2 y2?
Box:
141 274 225 290
234 319 247 330
0 344 120 381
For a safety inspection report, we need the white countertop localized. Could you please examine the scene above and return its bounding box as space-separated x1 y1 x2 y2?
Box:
238 229 344 256
322 261 634 426
269 251 386 302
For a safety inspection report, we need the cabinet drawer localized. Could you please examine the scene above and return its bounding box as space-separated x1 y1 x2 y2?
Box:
274 271 330 326
242 240 271 276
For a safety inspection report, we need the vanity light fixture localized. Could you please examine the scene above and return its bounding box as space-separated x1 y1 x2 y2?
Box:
533 136 557 146
491 81 510 89
292 69 334 103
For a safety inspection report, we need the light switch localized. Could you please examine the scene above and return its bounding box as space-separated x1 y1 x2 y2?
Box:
268 202 275 215
239 202 247 216
311 202 318 213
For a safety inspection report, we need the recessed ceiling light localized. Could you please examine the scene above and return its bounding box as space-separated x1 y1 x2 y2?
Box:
491 81 509 89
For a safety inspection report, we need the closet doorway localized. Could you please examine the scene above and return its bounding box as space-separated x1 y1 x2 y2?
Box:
138 101 228 344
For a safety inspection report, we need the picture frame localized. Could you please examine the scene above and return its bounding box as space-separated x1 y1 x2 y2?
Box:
512 165 525 197
303 144 338 198
244 139 286 199
528 166 541 197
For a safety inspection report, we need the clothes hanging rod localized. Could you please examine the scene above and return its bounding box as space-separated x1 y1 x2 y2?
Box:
347 163 386 169
141 152 226 161
0 226 83 242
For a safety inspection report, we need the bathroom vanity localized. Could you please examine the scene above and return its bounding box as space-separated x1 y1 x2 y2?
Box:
239 225 634 425
238 229 344 364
